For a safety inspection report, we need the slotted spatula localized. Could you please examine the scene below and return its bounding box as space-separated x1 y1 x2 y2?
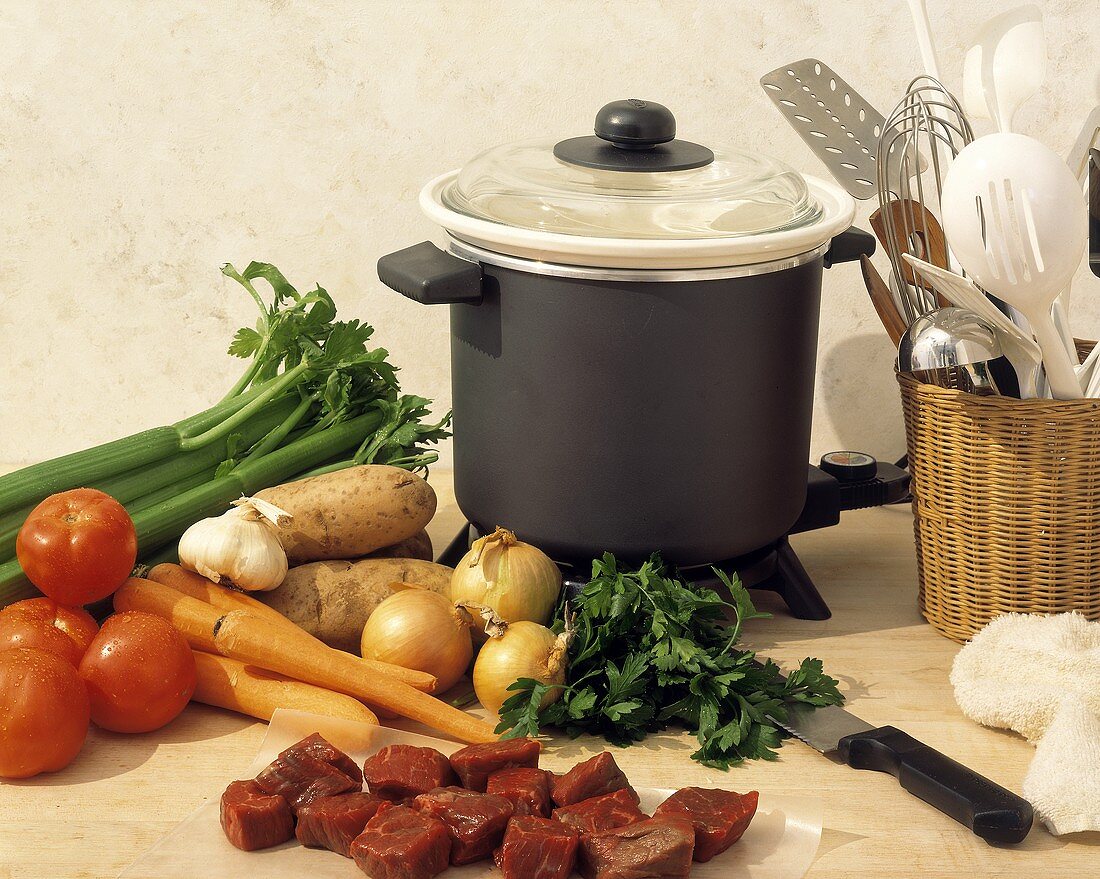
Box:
760 59 888 200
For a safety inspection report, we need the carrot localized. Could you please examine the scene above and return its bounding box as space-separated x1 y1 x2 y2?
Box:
212 610 498 744
147 563 295 629
147 563 397 718
191 651 379 725
114 577 222 652
115 577 437 692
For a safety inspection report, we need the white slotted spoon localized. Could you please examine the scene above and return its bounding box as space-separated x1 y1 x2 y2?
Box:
959 4 1078 360
941 133 1088 400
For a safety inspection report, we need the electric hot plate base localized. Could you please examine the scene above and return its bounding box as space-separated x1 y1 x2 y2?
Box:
435 457 909 621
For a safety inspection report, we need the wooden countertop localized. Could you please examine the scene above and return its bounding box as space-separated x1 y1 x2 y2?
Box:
2 472 1096 877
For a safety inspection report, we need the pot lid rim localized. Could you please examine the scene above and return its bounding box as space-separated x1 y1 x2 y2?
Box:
420 169 856 269
446 236 831 281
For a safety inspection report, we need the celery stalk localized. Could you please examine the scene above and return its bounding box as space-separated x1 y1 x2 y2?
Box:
0 411 383 606
0 380 279 519
0 261 448 609
0 396 300 560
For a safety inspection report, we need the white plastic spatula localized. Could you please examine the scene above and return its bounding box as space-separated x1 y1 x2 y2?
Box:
1068 105 1100 183
941 133 1088 400
905 254 1044 398
962 5 1046 133
905 0 940 78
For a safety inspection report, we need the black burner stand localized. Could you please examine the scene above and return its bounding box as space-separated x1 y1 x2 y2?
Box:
435 525 831 621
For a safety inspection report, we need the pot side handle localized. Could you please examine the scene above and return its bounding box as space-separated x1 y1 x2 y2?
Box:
377 241 484 305
823 227 876 269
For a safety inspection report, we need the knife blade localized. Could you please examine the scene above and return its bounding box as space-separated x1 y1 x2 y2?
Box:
766 669 1034 844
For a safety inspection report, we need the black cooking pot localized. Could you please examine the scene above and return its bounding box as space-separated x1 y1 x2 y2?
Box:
380 100 873 566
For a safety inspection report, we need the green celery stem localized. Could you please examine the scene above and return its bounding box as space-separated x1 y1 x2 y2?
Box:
179 362 310 452
136 409 383 554
218 351 264 404
0 428 182 520
0 396 300 562
173 375 277 438
137 542 180 571
235 411 382 491
244 394 314 462
0 504 34 546
0 376 282 519
0 411 383 608
294 460 355 479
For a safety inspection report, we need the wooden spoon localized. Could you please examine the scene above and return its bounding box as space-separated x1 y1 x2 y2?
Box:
870 198 949 308
860 255 907 347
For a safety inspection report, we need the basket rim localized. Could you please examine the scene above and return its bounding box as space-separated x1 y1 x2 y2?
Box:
895 370 1100 412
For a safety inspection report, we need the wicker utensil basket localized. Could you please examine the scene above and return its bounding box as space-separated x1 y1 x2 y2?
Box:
898 345 1100 642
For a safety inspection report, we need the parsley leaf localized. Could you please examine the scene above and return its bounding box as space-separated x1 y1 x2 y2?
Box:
495 553 843 769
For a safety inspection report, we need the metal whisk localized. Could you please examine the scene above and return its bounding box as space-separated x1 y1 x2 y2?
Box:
876 77 974 323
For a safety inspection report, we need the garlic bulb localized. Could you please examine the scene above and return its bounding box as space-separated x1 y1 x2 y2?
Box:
178 496 291 591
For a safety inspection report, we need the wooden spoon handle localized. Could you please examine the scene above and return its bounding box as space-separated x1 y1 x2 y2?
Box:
860 256 907 346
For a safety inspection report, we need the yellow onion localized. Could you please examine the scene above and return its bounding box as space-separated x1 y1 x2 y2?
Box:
360 586 473 693
451 527 562 630
473 620 570 717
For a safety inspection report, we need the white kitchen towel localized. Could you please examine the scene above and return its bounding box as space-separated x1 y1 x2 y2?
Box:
950 612 1100 836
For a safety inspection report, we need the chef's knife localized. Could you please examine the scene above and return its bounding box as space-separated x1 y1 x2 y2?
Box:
770 683 1034 844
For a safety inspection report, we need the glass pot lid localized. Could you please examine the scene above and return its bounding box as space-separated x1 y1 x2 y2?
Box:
440 99 823 241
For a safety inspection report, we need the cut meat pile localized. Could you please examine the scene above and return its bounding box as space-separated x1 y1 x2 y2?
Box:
220 733 759 879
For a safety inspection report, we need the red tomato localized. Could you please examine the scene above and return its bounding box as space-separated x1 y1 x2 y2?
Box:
0 598 99 665
16 488 138 605
0 647 90 778
79 611 196 733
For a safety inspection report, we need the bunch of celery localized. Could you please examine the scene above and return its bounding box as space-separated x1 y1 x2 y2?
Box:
0 262 449 607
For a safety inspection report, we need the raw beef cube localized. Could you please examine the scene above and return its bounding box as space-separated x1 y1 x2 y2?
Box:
553 787 647 833
486 766 553 817
551 752 638 808
449 737 541 791
495 815 580 879
578 817 695 879
296 791 388 857
284 732 363 784
653 787 759 861
220 779 295 851
255 750 360 812
412 786 514 865
350 804 451 879
363 744 458 800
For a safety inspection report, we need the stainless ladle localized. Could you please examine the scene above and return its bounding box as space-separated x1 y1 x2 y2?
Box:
898 307 1003 395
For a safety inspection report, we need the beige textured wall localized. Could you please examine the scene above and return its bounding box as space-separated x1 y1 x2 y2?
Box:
1 0 1097 469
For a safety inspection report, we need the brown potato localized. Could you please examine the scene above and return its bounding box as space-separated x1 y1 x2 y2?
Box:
260 558 453 653
255 465 436 564
365 529 433 561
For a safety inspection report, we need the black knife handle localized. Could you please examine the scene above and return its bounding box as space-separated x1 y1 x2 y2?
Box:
837 726 1033 844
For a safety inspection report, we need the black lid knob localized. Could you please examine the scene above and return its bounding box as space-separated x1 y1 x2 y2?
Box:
553 99 714 173
594 99 676 150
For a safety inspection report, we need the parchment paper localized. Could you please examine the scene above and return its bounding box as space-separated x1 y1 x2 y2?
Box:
120 709 822 879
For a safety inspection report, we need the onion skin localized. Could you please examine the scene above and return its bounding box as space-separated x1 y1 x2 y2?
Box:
451 528 562 629
360 589 473 693
473 620 568 717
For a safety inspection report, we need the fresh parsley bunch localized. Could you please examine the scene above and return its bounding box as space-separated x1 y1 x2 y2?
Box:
496 553 843 769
